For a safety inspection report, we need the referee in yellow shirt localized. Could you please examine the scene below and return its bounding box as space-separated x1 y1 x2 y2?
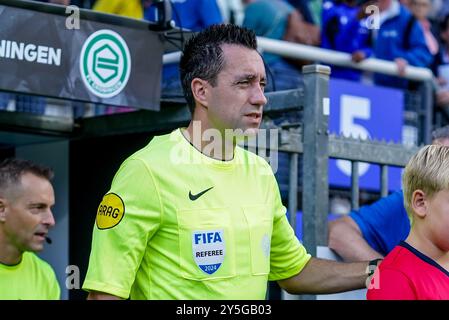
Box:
83 23 373 300
0 159 59 300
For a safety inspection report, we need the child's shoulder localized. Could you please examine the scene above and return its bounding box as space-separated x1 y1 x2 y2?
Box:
381 243 416 270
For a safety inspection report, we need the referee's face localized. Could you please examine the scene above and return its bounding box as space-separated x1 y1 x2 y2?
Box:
1 173 55 255
204 44 267 136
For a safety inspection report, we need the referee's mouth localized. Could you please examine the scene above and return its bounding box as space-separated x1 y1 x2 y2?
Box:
244 112 262 121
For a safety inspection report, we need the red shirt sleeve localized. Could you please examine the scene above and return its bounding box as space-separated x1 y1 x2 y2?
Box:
367 268 416 300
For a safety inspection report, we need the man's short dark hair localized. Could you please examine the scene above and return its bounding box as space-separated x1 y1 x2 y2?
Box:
0 158 53 193
180 24 258 113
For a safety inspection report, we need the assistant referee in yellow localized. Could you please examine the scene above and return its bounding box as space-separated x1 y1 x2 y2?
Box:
83 24 372 300
0 159 59 300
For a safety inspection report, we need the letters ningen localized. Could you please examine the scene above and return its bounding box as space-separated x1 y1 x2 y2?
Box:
0 40 61 66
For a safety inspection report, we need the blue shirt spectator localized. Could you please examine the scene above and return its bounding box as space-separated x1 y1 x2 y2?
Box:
144 0 223 97
434 14 449 107
369 0 432 88
286 0 320 25
242 0 304 91
243 0 293 66
144 0 223 31
349 191 410 256
329 127 449 261
321 0 367 80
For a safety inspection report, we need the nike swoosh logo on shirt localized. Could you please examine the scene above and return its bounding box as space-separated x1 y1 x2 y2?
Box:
189 186 214 201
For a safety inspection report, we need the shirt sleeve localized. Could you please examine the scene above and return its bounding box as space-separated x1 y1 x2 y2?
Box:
43 262 60 300
83 158 162 299
349 191 410 255
367 268 416 300
49 272 61 300
267 173 311 281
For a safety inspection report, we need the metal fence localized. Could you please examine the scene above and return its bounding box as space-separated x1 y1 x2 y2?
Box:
253 64 420 300
241 65 419 261
0 60 422 300
165 36 437 145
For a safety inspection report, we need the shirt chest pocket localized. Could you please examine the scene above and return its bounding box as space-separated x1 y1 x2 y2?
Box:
242 205 273 276
177 208 236 280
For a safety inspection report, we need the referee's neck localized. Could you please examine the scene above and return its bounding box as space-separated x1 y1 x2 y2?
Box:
183 122 235 161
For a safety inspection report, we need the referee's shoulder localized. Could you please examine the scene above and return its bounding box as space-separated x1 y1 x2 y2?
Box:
130 132 174 161
238 146 271 167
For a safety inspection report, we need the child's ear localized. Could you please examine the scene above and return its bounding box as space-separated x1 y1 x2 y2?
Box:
411 190 427 219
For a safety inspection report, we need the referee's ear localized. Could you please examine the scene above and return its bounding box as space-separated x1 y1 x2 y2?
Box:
191 78 209 108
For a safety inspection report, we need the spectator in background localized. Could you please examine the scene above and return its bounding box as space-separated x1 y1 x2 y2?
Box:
93 0 144 19
434 0 449 21
322 0 372 81
414 1 449 22
328 126 449 262
144 0 223 98
367 144 449 300
433 14 449 110
216 0 244 25
242 0 307 91
409 0 439 59
400 0 411 8
353 0 432 89
144 0 223 31
242 0 319 202
0 159 59 299
286 0 322 27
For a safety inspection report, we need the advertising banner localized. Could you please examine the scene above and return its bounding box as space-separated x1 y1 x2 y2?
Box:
329 79 404 191
0 1 163 110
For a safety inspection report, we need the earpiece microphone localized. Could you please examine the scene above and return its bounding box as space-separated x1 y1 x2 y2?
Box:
45 236 52 244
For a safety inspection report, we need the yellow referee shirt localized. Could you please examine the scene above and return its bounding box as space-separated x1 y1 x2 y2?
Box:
83 129 310 299
0 252 60 300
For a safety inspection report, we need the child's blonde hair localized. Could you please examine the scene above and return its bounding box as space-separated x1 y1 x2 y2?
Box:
403 145 449 224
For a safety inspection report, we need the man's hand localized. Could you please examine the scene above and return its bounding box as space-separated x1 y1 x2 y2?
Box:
356 1 377 20
87 291 123 300
437 90 449 107
352 51 366 63
277 257 369 294
328 216 383 262
395 58 408 76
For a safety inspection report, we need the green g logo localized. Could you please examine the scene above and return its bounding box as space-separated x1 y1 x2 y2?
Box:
80 29 131 98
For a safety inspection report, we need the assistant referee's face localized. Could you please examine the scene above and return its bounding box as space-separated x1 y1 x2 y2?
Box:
204 44 267 136
1 173 55 254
